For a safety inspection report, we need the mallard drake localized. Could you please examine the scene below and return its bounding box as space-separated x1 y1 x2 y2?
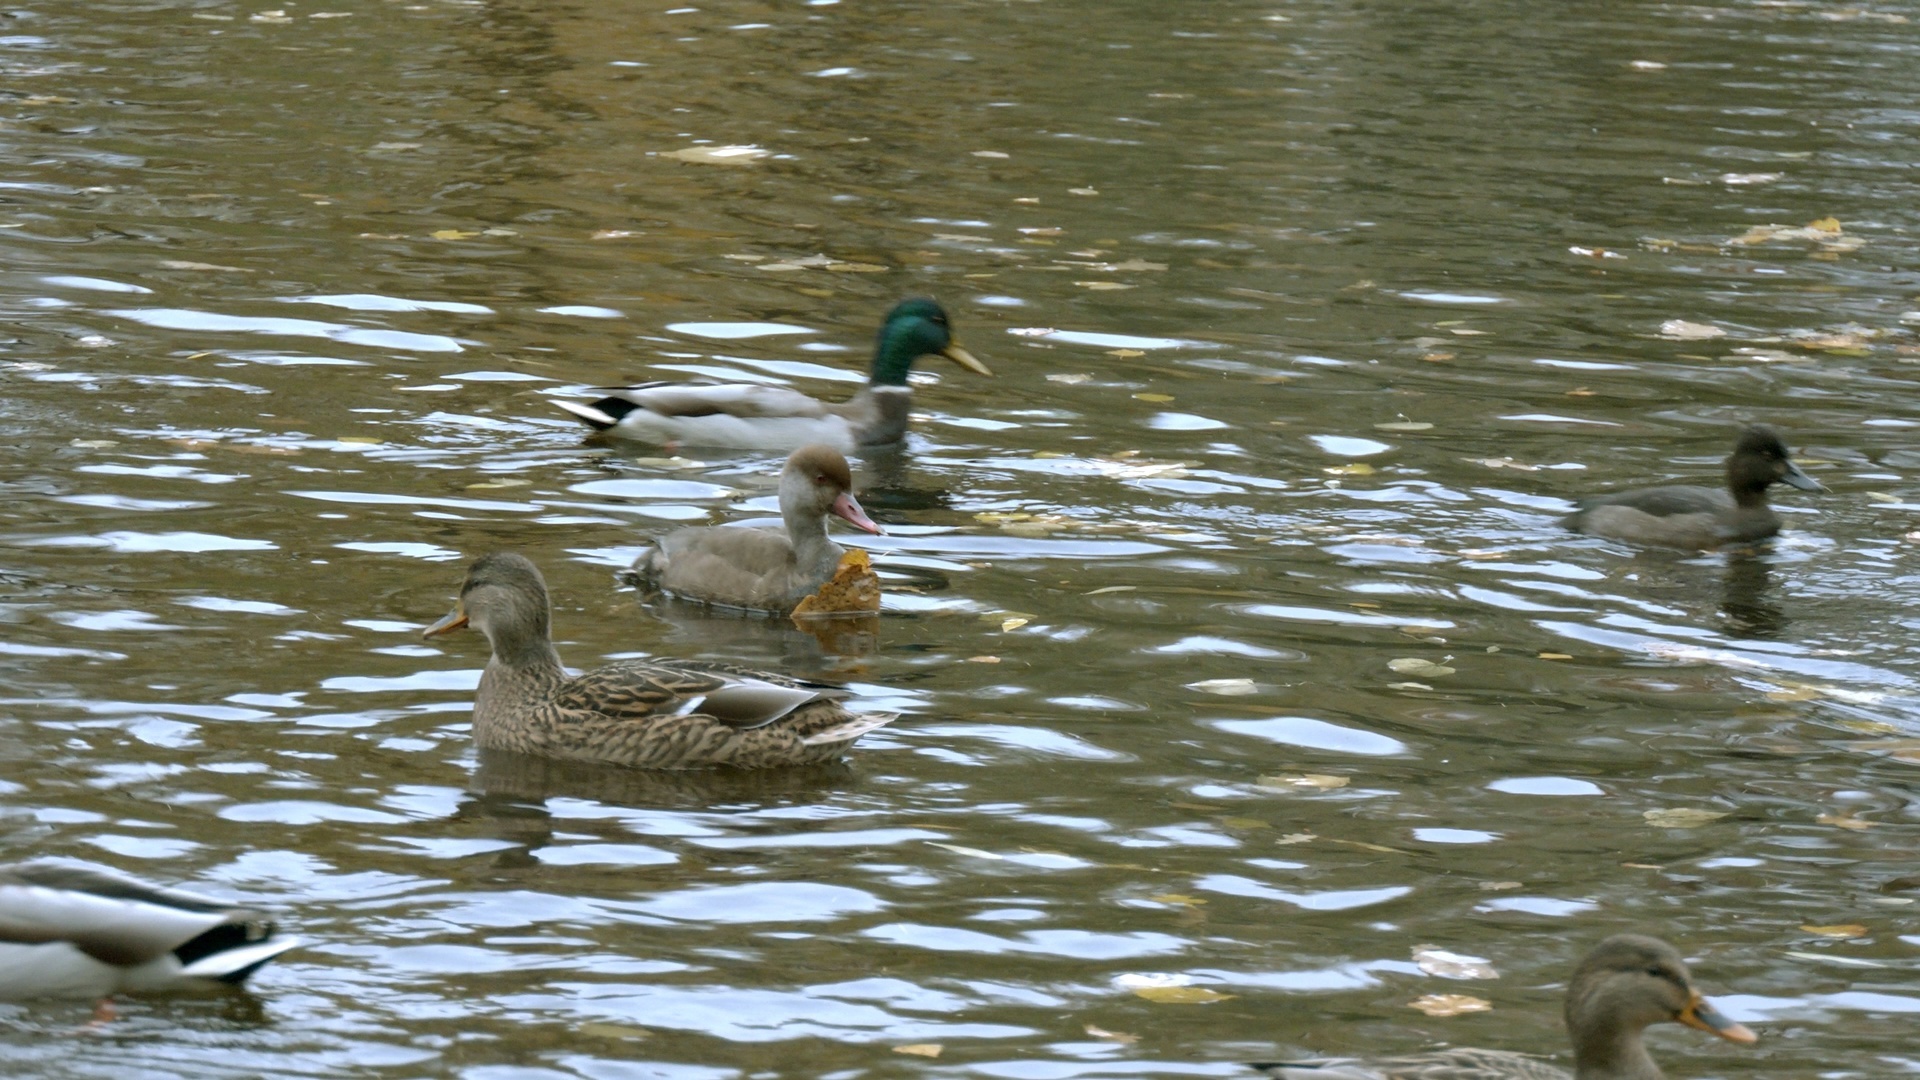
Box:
422 552 897 768
0 860 298 998
632 444 882 613
1564 424 1824 549
1253 935 1755 1080
554 297 990 451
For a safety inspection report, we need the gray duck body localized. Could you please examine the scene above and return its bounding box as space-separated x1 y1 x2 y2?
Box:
632 444 882 613
1564 424 1823 549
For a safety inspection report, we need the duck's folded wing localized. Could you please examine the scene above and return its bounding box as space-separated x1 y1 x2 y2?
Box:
598 383 835 420
552 661 847 732
1254 1049 1564 1080
1575 484 1727 517
0 862 245 966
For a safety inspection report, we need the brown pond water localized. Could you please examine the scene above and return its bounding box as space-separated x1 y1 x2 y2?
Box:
2 0 1918 1076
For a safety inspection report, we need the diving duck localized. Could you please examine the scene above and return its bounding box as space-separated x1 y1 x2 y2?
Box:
1564 424 1824 549
0 859 298 998
554 297 990 451
632 444 882 613
422 552 897 768
1253 934 1756 1080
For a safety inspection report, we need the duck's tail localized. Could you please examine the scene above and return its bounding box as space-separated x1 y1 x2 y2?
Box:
555 398 635 431
800 712 898 747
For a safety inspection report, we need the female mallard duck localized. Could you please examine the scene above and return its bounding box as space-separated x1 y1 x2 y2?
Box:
0 860 298 998
632 443 882 613
422 552 897 768
554 297 990 451
1565 424 1824 549
1253 935 1756 1080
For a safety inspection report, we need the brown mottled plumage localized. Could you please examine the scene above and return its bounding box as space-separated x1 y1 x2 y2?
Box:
422 553 896 769
632 444 884 613
1252 936 1755 1080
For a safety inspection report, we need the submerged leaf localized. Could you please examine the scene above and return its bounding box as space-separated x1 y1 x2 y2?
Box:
1258 774 1349 791
1413 946 1498 980
1187 678 1258 695
1800 924 1867 938
662 145 769 166
1409 993 1492 1017
1643 807 1728 828
1388 658 1455 677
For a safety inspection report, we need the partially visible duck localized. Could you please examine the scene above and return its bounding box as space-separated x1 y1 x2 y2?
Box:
0 860 299 998
422 552 896 769
632 444 882 613
556 297 990 451
1564 424 1824 549
1253 934 1756 1080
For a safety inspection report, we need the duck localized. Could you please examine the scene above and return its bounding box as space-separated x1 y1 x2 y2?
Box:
1252 934 1756 1080
1564 424 1824 549
421 552 897 768
0 859 299 998
554 297 991 452
631 444 883 613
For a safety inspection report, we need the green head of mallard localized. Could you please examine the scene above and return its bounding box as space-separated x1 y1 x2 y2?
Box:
868 297 991 387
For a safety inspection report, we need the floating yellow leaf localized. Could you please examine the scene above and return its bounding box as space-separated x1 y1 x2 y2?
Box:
1801 924 1867 938
1084 1024 1138 1043
790 548 881 617
1388 658 1455 677
1077 281 1134 290
1133 392 1175 403
1258 774 1349 790
1816 811 1877 830
1001 616 1030 632
1539 652 1572 660
1375 421 1433 432
966 655 1002 664
1106 348 1145 358
1048 373 1092 384
1069 187 1099 196
1276 832 1315 845
1643 808 1728 828
893 1044 943 1058
1479 881 1522 891
1324 463 1375 476
1085 585 1136 595
1148 894 1207 907
1413 945 1498 980
467 479 530 490
1409 994 1493 1017
430 229 479 240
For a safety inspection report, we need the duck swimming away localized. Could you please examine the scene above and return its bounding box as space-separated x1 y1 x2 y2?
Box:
631 444 882 613
422 552 897 768
555 297 990 452
0 860 298 999
1252 934 1755 1080
1563 424 1824 549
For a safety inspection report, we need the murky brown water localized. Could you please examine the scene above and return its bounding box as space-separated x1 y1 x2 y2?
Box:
2 0 1917 1075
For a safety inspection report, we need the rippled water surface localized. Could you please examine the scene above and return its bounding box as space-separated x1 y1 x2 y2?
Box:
3 1 1918 1076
